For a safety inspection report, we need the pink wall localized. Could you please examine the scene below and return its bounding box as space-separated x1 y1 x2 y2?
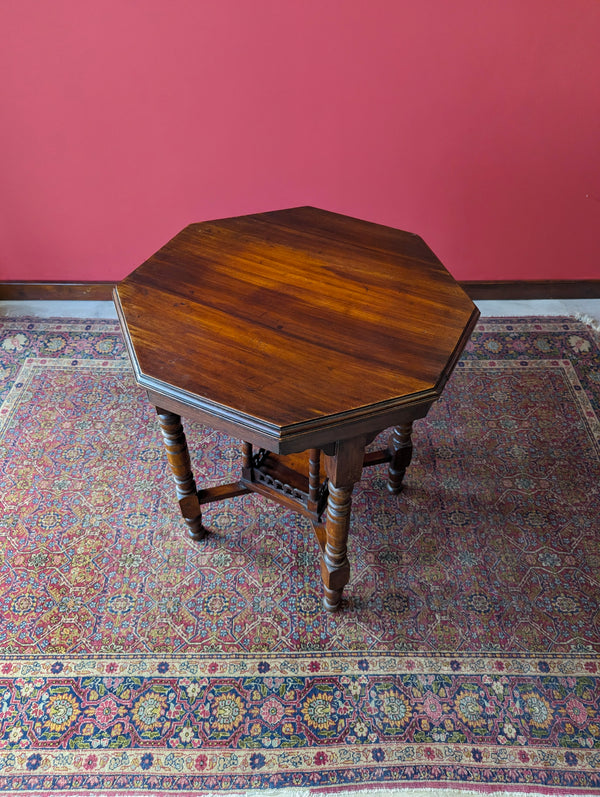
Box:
1 0 599 282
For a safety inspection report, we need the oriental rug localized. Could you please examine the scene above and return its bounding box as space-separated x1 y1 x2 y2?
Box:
0 315 599 796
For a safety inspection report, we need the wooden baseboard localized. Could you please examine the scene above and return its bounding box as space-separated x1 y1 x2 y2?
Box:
0 282 115 301
462 280 600 300
1 280 599 302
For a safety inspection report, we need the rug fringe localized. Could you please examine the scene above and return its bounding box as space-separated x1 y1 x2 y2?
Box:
241 788 574 797
71 789 580 797
574 311 600 333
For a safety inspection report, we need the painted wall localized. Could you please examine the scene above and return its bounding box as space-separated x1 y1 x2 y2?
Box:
1 0 599 282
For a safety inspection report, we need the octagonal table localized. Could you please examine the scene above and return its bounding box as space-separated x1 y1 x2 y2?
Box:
114 207 479 611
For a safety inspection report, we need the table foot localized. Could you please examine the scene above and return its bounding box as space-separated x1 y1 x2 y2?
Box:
156 408 207 539
182 507 207 541
387 422 413 494
323 586 344 612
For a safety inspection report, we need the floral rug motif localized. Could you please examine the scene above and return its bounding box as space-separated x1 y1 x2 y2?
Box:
0 316 599 795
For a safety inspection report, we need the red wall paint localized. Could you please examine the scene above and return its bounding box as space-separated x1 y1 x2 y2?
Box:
1 0 599 282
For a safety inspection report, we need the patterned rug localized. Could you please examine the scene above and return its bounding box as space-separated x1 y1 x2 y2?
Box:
0 315 599 796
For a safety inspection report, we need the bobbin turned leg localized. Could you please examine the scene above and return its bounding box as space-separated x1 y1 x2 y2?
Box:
387 422 413 494
321 437 366 611
156 407 206 540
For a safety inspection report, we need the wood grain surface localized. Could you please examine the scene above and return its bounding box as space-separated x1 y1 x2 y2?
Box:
115 207 479 451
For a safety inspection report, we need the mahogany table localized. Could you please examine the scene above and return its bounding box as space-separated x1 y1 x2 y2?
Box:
114 207 479 611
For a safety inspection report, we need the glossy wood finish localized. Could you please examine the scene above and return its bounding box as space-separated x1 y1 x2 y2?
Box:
115 207 480 610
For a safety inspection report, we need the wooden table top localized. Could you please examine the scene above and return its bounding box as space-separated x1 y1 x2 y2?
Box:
115 207 479 450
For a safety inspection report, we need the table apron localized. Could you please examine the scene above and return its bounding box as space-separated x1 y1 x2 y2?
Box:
145 387 434 454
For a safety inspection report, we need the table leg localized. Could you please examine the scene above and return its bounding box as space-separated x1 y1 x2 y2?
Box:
321 437 366 611
156 407 206 540
387 422 413 494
